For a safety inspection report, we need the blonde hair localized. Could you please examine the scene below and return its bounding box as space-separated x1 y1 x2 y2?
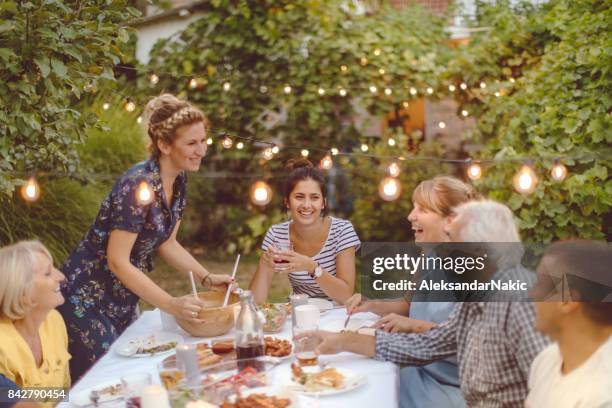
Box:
412 175 480 217
0 240 52 320
144 94 207 157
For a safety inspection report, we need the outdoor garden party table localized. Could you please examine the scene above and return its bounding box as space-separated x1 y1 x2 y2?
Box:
61 307 399 407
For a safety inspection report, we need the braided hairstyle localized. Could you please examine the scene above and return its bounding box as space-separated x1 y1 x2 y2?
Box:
411 175 480 217
143 94 207 157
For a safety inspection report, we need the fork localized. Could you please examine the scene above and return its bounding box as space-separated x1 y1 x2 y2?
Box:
343 312 351 330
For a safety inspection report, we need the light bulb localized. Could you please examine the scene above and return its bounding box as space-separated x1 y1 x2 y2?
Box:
301 149 309 157
320 154 333 170
222 136 233 149
259 85 268 93
448 84 456 92
461 110 469 117
384 88 392 95
206 138 213 145
283 85 292 94
551 161 567 181
360 57 368 66
494 91 501 97
373 48 381 56
379 68 385 75
339 88 347 97
409 87 417 95
509 77 516 83
402 101 409 108
460 83 467 90
271 145 280 154
513 165 538 194
149 74 159 85
124 100 136 112
426 87 434 95
236 142 244 150
262 147 274 160
136 181 154 205
223 82 231 91
360 144 368 152
189 78 198 89
137 116 142 124
438 121 446 129
340 65 348 72
251 181 273 206
379 177 401 201
21 177 40 202
466 161 482 180
387 162 400 177
331 147 339 156
102 102 110 111
388 138 396 146
480 82 486 89
369 85 377 94
318 87 326 95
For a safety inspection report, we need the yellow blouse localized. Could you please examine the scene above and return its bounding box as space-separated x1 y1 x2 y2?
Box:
0 310 71 389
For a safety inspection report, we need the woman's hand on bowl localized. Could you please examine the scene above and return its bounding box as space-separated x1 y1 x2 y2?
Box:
205 273 237 292
169 296 204 323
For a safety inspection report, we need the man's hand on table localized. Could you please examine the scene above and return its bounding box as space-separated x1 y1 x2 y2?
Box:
304 330 377 358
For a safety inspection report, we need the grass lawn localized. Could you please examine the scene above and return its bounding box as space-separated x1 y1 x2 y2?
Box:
139 254 292 311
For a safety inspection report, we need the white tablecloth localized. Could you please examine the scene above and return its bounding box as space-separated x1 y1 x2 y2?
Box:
62 308 399 408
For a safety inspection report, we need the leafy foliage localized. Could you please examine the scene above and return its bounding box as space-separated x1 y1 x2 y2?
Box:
0 0 139 194
444 0 612 242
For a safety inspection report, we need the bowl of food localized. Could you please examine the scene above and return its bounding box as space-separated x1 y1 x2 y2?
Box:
260 303 288 334
176 292 240 337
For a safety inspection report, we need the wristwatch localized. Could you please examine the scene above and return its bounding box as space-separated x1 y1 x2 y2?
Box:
310 263 323 279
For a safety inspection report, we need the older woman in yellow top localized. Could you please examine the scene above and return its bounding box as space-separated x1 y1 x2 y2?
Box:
0 241 70 390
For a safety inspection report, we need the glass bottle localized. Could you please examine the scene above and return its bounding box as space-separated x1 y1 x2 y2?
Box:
235 290 265 370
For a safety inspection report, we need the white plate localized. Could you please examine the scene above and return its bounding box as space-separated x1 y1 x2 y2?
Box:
321 318 376 333
308 298 333 312
287 367 366 396
70 378 123 407
114 331 183 358
227 386 301 407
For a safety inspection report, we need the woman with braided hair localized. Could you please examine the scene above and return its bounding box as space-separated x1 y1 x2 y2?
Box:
58 94 234 380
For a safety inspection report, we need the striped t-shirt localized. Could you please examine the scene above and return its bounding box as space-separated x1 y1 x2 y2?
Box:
261 217 361 299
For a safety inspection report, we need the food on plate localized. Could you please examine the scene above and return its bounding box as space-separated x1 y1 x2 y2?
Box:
138 341 177 354
159 369 185 390
291 363 345 392
163 343 224 371
212 340 235 355
261 303 287 333
184 401 216 408
220 394 290 408
264 337 292 357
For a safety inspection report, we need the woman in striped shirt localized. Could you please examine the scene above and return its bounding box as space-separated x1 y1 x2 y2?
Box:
249 159 360 304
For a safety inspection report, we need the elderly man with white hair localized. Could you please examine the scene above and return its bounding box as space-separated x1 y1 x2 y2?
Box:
310 200 550 407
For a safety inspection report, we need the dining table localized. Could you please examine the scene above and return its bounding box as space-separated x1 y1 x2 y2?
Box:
60 305 399 408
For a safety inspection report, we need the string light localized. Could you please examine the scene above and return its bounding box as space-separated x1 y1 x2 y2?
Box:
409 87 417 95
223 82 231 91
360 57 368 65
551 159 568 181
236 142 244 150
320 154 333 170
438 121 446 129
339 88 347 97
20 177 40 202
259 85 268 93
262 147 274 160
387 162 400 177
124 99 136 112
448 84 456 92
283 84 292 94
384 88 392 96
369 85 377 94
149 74 159 85
402 101 409 108
340 65 348 72
379 177 401 201
494 91 501 97
466 160 482 180
331 147 339 156
137 116 142 124
318 87 326 95
460 83 468 90
426 87 434 95
361 143 369 152
206 137 213 145
378 68 385 75
301 149 309 157
102 103 110 111
136 181 154 205
271 145 280 154
222 136 233 149
480 82 487 89
509 77 516 83
373 48 381 56
189 78 198 89
250 181 273 206
461 110 469 117
388 138 396 146
513 164 538 194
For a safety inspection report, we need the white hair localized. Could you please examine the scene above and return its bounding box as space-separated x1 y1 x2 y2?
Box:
453 200 524 268
0 240 52 320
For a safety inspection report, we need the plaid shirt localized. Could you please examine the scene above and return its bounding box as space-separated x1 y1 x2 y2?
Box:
376 301 550 407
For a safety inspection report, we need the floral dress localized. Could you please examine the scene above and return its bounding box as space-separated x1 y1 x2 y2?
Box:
58 158 186 380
